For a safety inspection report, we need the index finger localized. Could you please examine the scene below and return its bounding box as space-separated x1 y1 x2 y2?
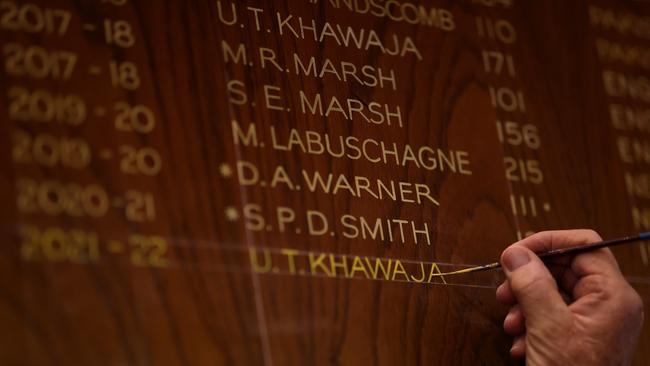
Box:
512 229 622 279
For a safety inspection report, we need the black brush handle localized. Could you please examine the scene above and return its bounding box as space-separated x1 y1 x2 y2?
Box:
537 232 650 260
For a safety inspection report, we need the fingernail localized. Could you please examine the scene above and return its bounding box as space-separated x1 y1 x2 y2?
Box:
503 247 530 271
509 343 518 355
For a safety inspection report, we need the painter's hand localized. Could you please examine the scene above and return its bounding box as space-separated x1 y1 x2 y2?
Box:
496 230 644 365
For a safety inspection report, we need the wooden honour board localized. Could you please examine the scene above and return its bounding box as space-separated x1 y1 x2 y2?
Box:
1 0 650 364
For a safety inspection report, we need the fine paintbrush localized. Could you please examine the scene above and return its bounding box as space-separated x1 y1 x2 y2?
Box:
433 231 650 277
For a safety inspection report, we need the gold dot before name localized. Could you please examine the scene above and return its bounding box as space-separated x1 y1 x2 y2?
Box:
219 163 233 177
225 207 239 221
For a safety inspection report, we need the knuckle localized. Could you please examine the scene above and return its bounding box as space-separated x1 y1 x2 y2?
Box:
584 276 606 292
626 289 644 320
574 275 609 300
604 283 645 325
612 287 645 333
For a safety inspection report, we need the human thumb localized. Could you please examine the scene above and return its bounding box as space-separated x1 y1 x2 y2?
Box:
501 246 568 324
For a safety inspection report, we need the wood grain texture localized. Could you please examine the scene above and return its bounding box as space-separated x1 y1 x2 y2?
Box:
0 0 649 365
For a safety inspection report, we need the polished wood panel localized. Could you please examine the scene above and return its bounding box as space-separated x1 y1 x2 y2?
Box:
0 0 649 364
